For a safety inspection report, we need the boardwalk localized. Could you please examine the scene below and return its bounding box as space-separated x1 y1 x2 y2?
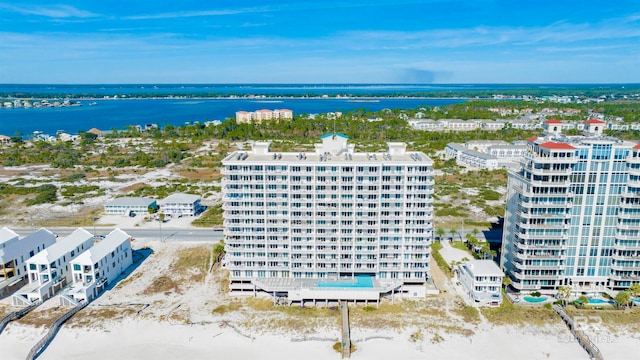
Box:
340 301 351 359
553 305 603 360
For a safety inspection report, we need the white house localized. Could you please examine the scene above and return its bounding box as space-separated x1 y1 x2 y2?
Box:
456 260 504 307
458 150 499 170
408 119 444 131
15 228 94 304
104 197 157 216
66 229 133 303
161 193 205 217
0 228 57 296
444 143 466 161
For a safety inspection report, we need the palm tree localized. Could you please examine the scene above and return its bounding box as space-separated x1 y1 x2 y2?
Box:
436 228 445 242
449 228 457 242
615 290 631 309
629 283 640 301
557 286 572 307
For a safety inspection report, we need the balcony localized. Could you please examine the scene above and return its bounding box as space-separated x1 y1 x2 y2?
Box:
613 243 640 251
610 263 640 271
530 167 572 176
612 252 640 261
515 251 564 261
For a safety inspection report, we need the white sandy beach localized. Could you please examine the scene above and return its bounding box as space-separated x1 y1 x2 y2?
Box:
0 240 638 360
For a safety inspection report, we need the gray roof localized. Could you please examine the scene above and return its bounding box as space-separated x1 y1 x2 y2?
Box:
446 143 467 151
27 228 93 264
106 197 156 207
462 149 498 160
162 193 201 205
0 227 19 246
72 229 130 265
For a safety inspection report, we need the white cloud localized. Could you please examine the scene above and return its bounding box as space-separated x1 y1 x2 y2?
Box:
0 3 98 18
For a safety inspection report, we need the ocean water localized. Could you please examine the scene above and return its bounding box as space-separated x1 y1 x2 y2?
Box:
0 98 463 137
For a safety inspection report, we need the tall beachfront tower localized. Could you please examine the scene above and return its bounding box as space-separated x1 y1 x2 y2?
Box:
501 119 640 294
221 133 434 297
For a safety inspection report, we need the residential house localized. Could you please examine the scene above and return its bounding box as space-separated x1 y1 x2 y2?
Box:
456 260 504 307
104 197 157 216
66 229 133 303
161 193 205 217
0 228 57 294
15 228 94 304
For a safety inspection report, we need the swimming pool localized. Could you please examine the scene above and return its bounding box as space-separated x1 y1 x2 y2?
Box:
317 276 374 288
588 298 613 305
523 296 547 303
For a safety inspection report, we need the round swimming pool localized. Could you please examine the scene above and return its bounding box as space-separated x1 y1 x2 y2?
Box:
523 296 547 303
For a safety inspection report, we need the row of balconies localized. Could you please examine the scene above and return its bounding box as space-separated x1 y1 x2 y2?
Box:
514 251 564 261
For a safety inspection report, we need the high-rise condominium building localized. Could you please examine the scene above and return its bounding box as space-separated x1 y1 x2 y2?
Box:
501 119 640 295
221 133 434 301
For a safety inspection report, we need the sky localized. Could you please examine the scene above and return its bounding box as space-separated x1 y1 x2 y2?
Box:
0 0 639 84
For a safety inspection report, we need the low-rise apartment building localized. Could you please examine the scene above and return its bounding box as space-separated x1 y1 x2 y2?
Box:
14 228 94 304
66 229 133 303
456 259 504 307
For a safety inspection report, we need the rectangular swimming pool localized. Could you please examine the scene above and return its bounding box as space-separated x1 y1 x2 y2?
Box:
316 276 374 288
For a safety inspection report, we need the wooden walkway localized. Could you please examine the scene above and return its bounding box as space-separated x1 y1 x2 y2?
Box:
340 301 351 359
553 305 604 360
25 301 88 360
0 302 41 335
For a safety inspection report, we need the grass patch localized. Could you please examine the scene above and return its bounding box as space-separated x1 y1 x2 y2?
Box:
116 271 143 288
177 167 222 181
192 204 223 227
211 302 243 315
70 306 137 327
565 307 640 332
430 242 452 276
41 206 104 227
171 245 212 282
481 299 559 326
143 275 181 295
17 306 69 327
451 304 481 324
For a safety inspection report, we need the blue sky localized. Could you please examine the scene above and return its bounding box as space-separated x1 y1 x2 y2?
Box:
1 1 639 83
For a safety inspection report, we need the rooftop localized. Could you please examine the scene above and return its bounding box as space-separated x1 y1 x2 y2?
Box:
27 228 93 264
538 142 576 150
464 260 504 277
0 227 19 246
72 229 130 265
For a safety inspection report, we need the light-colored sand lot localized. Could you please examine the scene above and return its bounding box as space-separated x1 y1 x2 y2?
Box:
1 241 638 360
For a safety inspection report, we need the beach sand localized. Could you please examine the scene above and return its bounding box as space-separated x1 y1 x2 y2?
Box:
0 241 638 360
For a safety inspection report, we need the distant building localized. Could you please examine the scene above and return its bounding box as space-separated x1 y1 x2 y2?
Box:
161 193 205 217
445 143 499 170
67 229 133 303
236 109 293 124
408 119 444 131
456 259 504 307
444 143 467 161
0 134 11 145
104 197 157 216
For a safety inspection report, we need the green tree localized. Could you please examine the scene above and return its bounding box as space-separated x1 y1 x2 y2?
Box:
557 286 572 307
213 240 226 264
449 228 457 242
615 291 631 309
436 228 445 242
629 283 640 300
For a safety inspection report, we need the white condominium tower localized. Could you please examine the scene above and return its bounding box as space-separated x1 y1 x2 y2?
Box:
501 119 640 294
221 133 434 298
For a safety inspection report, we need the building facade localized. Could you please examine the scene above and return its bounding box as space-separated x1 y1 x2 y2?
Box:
501 120 640 295
67 229 133 303
161 193 205 217
456 260 504 307
0 228 56 284
221 133 434 299
235 109 293 124
16 228 94 304
104 197 157 215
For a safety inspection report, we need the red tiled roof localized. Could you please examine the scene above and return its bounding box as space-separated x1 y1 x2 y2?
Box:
236 111 249 114
539 142 575 150
634 144 640 149
585 119 605 124
544 119 563 124
526 137 537 142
